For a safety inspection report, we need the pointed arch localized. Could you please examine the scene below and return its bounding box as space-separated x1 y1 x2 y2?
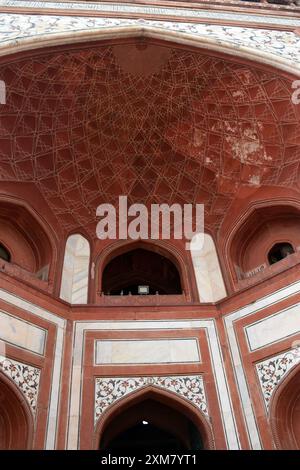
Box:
95 239 198 302
94 385 214 450
269 362 300 450
0 370 34 449
222 197 300 289
0 194 57 284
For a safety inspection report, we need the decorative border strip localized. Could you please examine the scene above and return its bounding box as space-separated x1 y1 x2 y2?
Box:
256 348 300 410
0 354 41 414
0 1 300 27
68 319 239 449
0 289 67 450
0 15 299 72
95 375 208 424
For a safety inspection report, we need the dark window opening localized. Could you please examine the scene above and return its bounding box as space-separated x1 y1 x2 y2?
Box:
99 398 203 452
103 422 186 452
102 248 182 295
268 242 295 265
0 243 11 263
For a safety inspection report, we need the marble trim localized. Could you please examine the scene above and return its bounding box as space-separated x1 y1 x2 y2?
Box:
94 374 209 424
94 337 201 365
0 15 299 76
0 1 300 27
67 319 239 450
245 302 300 352
224 279 300 449
0 288 67 450
0 309 47 356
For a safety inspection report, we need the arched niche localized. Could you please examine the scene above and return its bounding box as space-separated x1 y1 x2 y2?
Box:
0 371 34 449
60 233 90 304
96 240 196 301
229 204 300 284
270 363 300 450
0 198 55 283
102 247 182 295
94 386 214 451
190 233 226 303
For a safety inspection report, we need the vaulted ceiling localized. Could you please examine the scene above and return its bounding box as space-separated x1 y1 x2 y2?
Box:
0 40 299 238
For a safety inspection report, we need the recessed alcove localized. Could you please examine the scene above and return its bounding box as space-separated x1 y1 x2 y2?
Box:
0 373 33 450
0 200 54 289
102 248 182 296
270 364 300 449
230 205 300 288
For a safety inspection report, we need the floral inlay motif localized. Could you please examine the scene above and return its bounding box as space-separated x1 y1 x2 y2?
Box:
95 375 208 423
0 355 41 413
256 348 300 410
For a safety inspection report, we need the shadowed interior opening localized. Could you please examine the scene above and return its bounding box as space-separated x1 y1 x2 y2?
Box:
102 248 182 295
268 242 295 265
99 398 203 451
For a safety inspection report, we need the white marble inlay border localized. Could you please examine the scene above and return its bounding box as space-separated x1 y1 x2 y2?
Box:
0 309 46 355
256 347 300 411
0 288 66 450
0 15 299 75
246 303 300 351
94 375 208 424
95 338 201 365
224 279 300 449
0 354 41 414
68 319 239 449
1 1 300 27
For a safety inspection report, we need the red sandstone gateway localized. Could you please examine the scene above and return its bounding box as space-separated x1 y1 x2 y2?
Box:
0 0 300 452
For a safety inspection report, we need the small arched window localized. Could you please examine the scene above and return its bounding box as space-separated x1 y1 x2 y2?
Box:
268 242 295 266
0 243 11 262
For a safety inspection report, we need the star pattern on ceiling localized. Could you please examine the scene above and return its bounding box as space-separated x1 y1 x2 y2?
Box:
0 41 299 237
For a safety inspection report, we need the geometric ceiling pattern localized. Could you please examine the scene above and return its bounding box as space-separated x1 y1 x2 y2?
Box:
0 41 299 237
